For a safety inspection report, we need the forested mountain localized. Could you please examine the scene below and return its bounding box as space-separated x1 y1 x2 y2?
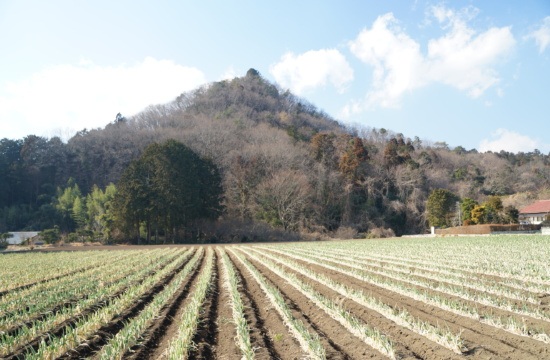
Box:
1 69 550 241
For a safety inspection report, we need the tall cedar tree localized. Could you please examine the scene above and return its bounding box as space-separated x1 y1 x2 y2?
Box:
426 188 459 228
114 140 222 243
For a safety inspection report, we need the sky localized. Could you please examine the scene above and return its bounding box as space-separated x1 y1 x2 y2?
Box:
0 0 549 153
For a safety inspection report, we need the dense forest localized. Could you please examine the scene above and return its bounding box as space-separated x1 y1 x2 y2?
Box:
1 68 549 243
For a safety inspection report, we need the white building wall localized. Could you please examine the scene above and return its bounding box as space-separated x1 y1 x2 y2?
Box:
6 232 39 245
519 212 548 225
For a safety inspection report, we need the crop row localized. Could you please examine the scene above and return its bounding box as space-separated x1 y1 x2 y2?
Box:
23 248 195 359
288 246 549 322
244 247 464 353
1 237 549 359
97 248 204 359
0 250 137 293
1 248 193 358
0 249 177 331
258 243 550 344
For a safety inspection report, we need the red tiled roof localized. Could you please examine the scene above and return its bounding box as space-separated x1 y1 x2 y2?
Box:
519 200 550 214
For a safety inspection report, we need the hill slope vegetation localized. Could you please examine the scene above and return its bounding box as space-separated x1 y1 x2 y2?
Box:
1 69 549 240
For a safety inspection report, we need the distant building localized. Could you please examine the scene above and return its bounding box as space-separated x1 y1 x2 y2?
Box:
519 200 550 225
5 232 40 245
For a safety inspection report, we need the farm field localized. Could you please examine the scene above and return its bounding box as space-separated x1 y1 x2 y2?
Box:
1 236 550 359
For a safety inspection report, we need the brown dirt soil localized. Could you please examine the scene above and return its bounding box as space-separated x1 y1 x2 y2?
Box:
362 253 550 301
188 251 220 359
5 249 196 360
125 250 205 359
435 224 540 235
259 247 550 360
241 249 437 360
224 248 280 359
4 244 550 359
209 249 242 360
59 250 199 360
231 250 362 360
335 254 550 335
226 248 311 359
2 252 179 338
142 250 210 360
365 256 545 305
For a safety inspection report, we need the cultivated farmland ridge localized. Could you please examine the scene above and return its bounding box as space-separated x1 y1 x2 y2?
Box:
1 235 550 359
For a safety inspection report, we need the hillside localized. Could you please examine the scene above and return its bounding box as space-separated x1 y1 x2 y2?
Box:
1 69 549 239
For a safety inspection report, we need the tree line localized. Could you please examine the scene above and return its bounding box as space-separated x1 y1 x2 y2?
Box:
1 139 222 244
426 189 520 229
1 69 549 242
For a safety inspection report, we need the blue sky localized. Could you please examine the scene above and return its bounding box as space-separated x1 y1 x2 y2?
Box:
0 0 549 153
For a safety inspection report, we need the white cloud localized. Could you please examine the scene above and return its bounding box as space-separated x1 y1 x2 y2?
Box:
427 8 515 98
525 16 550 53
219 66 237 81
479 128 548 153
345 5 515 114
349 13 426 108
270 49 354 95
0 57 206 139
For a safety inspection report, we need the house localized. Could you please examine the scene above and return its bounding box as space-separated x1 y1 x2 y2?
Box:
5 232 40 245
519 200 550 225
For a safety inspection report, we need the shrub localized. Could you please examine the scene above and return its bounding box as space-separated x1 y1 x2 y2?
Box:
39 227 60 244
67 233 78 243
0 232 12 249
367 227 396 239
191 219 301 243
333 226 358 240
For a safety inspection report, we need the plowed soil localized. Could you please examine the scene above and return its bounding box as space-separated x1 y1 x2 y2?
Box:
2 243 550 359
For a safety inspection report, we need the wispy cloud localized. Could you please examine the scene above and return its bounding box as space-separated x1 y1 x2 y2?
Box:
344 5 515 114
525 16 550 53
479 128 548 153
270 49 354 95
0 57 206 139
